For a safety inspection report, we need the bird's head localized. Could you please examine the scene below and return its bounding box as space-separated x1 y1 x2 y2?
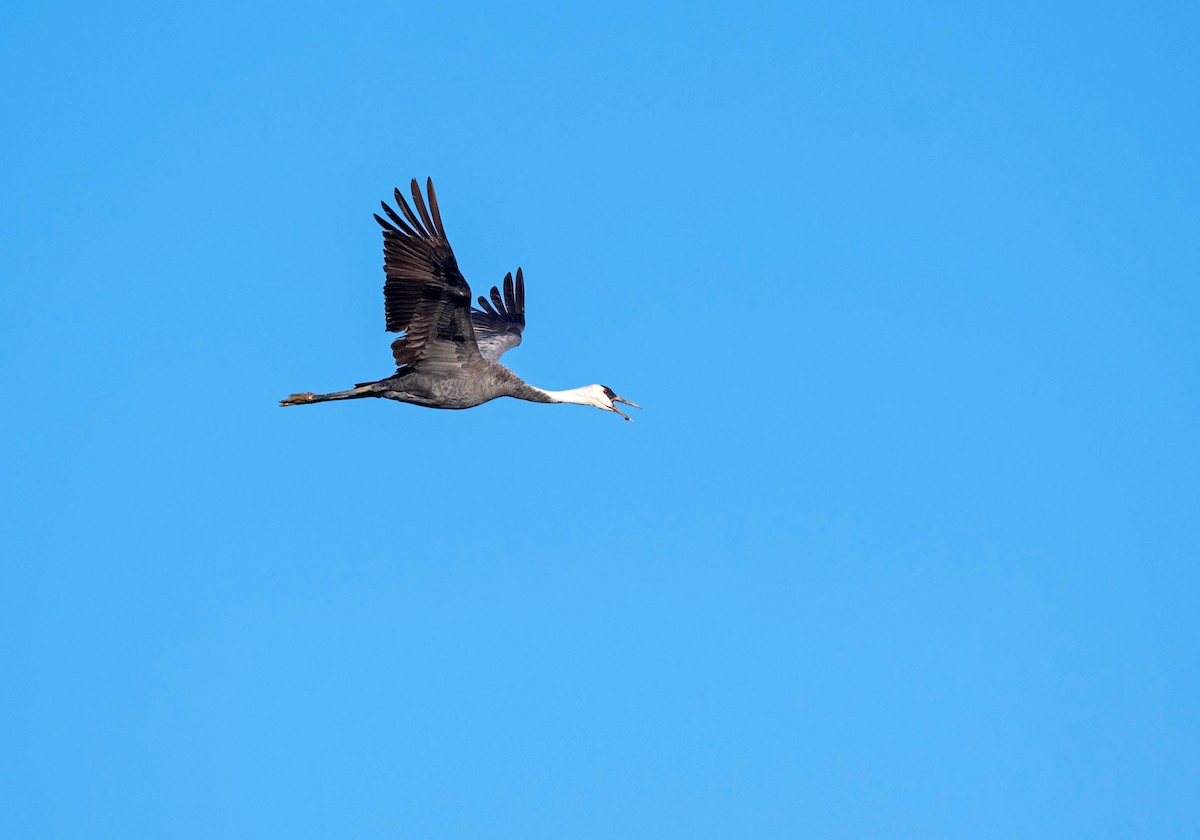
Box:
580 384 641 421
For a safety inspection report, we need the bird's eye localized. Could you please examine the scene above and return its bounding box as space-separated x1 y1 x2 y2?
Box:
602 386 615 399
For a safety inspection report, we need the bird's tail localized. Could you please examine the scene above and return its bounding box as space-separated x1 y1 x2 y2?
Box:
279 385 375 407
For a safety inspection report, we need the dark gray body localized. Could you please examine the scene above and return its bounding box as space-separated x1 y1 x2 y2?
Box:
373 362 551 410
284 361 553 410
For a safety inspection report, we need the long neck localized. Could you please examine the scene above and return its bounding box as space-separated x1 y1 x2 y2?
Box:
538 386 596 405
511 383 592 405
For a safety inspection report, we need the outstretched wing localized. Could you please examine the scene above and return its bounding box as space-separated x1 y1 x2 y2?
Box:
373 178 483 376
471 267 526 362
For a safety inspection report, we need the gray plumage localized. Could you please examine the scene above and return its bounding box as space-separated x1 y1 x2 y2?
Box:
280 179 639 420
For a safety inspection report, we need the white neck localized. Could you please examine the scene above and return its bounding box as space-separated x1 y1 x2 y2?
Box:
532 386 594 405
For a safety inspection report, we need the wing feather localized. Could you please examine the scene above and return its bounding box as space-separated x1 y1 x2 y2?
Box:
425 178 447 237
376 179 483 375
409 180 438 240
471 266 526 362
392 186 428 236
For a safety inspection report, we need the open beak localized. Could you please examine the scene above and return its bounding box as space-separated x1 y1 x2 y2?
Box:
610 395 641 422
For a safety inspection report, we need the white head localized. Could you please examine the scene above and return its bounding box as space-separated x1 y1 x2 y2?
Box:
570 384 642 421
535 384 642 419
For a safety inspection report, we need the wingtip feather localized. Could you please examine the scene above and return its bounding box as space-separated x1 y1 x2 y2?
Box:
425 177 446 237
410 179 437 239
393 186 427 236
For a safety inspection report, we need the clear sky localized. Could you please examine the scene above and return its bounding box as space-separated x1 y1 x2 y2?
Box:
2 1 1198 837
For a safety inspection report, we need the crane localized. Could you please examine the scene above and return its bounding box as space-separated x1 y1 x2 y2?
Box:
280 179 640 421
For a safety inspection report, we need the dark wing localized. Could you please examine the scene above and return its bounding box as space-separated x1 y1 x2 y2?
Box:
373 178 483 377
471 267 526 362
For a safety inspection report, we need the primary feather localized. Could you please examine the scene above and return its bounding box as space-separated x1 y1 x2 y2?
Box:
471 268 526 362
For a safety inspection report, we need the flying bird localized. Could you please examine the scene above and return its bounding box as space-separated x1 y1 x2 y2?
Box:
280 179 639 420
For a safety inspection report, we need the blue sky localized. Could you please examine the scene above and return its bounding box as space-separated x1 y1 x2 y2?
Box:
2 1 1198 837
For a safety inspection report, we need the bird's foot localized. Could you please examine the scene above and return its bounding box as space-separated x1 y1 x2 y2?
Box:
280 392 316 406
